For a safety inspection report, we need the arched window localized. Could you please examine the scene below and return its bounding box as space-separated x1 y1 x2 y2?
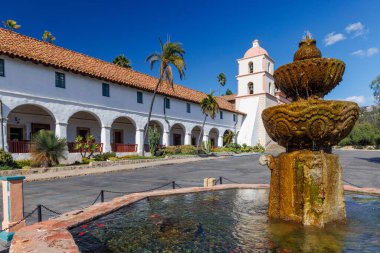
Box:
248 62 253 73
268 83 272 94
267 62 271 72
248 82 254 94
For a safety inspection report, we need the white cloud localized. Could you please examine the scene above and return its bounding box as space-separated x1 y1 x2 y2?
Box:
343 96 366 105
367 47 379 56
345 22 368 37
351 50 365 56
324 32 346 46
351 47 378 57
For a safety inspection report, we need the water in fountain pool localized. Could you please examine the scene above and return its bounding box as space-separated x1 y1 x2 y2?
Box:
70 189 380 252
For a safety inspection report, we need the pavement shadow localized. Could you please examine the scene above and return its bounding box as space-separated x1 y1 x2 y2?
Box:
355 157 380 164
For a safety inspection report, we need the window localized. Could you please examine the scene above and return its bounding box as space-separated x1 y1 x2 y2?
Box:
269 82 272 95
220 111 223 119
248 82 254 94
268 62 271 72
165 97 171 109
55 72 65 88
102 83 110 97
0 59 4 77
248 62 253 73
233 114 236 122
137 91 143 103
186 103 191 113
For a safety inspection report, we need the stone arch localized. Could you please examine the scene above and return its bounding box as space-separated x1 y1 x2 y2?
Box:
248 61 254 73
223 129 234 146
6 104 57 153
111 116 137 152
144 120 164 148
190 125 203 146
67 111 102 144
208 128 219 147
170 123 186 146
248 82 254 95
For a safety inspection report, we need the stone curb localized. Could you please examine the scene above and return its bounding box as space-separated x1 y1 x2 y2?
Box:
9 183 380 253
0 155 201 177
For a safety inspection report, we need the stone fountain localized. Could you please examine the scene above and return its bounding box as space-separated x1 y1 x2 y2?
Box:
262 34 359 227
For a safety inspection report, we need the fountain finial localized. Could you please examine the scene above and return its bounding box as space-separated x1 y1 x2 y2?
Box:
293 31 322 61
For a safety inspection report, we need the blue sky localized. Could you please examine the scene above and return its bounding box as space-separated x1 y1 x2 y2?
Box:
1 0 379 105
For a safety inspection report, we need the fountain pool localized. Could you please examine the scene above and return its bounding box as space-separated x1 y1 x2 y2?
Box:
70 189 380 253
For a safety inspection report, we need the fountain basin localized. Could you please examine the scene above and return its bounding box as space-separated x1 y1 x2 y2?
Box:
10 184 380 252
273 58 345 100
262 98 359 151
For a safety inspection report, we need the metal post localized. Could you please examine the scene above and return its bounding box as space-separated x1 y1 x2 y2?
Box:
219 176 223 185
37 204 42 222
172 181 175 189
100 190 104 203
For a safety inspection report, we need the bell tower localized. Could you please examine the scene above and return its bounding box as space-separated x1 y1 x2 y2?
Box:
235 40 278 146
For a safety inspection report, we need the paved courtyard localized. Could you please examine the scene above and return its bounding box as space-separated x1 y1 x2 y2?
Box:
1 150 380 228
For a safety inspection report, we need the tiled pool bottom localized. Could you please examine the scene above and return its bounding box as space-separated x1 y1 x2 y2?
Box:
70 189 380 253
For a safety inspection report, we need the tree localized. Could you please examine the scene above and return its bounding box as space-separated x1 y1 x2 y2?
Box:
42 30 56 44
31 130 67 167
2 19 21 31
145 38 186 155
223 131 236 146
148 126 160 156
198 91 220 150
74 135 99 159
217 73 226 96
370 75 380 104
225 89 233 95
113 55 132 69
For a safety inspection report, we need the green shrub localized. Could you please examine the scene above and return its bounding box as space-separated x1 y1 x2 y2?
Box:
108 157 119 161
93 152 116 161
0 165 14 170
74 135 99 159
0 149 14 167
14 159 32 168
31 130 67 167
375 135 380 149
82 158 95 164
201 141 212 154
179 145 196 154
252 143 265 153
148 126 161 156
163 146 181 156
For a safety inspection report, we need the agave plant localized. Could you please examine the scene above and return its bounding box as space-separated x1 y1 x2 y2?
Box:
31 130 67 167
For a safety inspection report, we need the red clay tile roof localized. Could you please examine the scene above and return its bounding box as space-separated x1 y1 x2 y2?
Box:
0 28 244 115
217 94 237 101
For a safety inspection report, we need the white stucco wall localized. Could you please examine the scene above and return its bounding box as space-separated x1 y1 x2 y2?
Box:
0 55 237 153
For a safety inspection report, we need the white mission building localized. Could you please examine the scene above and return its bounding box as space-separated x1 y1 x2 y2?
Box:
0 28 287 161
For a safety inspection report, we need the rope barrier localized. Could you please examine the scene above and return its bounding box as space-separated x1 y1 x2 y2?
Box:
103 181 174 195
221 176 241 184
0 207 38 233
343 179 362 188
41 205 62 216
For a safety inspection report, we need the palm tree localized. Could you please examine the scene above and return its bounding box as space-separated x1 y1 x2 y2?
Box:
113 55 132 69
42 30 56 44
217 73 226 96
31 130 67 167
144 38 185 155
2 19 21 31
198 91 220 149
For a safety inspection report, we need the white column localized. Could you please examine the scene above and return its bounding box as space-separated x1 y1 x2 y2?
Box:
136 129 144 154
55 122 68 139
218 135 224 147
163 131 170 147
101 126 112 153
202 134 209 143
185 132 192 145
0 119 8 151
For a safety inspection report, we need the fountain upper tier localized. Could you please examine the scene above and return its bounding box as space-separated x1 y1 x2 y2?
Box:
274 36 345 100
